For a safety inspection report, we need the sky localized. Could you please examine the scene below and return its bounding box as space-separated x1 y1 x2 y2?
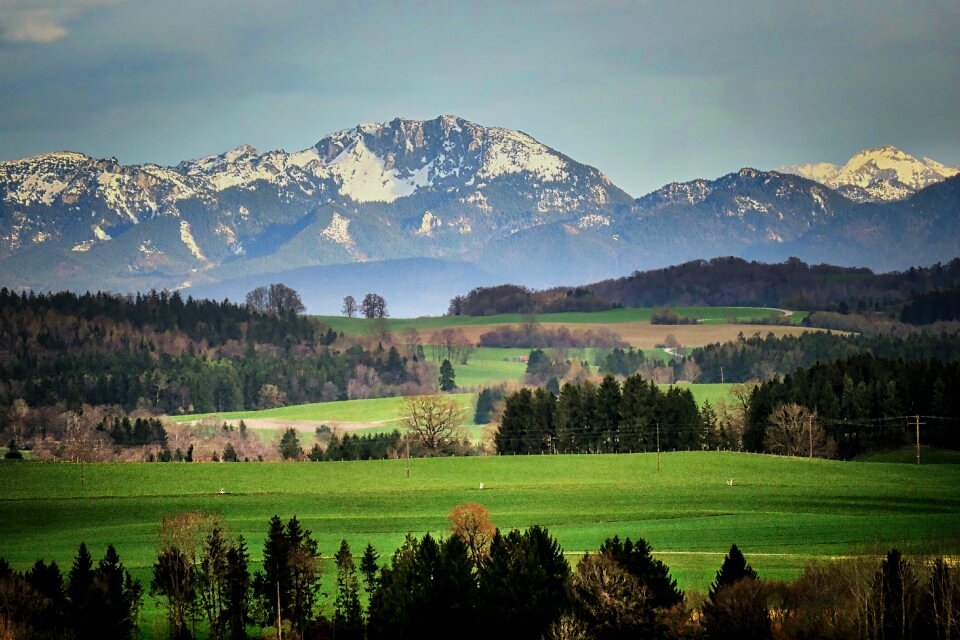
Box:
0 0 958 196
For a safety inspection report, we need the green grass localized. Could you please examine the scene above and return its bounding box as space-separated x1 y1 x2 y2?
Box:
663 383 735 408
172 394 478 426
856 446 960 465
319 306 789 334
2 452 957 637
451 347 529 389
3 453 957 585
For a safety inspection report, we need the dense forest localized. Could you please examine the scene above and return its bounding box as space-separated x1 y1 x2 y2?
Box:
3 513 956 640
496 376 704 455
745 354 960 457
450 256 960 317
0 289 436 457
499 353 960 459
0 288 431 414
687 330 960 383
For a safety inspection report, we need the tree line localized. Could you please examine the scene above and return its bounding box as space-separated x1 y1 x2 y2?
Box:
744 354 960 458
496 375 705 455
3 509 957 640
639 330 960 384
449 257 960 318
0 288 440 455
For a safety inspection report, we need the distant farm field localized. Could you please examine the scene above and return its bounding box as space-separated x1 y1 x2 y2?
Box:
171 384 735 441
319 306 794 333
3 452 957 595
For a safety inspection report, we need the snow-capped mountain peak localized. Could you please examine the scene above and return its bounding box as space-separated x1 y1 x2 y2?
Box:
779 145 959 202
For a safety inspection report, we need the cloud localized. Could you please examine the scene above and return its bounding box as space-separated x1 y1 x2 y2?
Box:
0 1 123 44
2 9 70 43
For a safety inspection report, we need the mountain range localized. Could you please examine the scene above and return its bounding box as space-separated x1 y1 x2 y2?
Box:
1 115 958 315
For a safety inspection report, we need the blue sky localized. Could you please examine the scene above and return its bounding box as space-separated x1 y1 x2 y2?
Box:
1 0 957 196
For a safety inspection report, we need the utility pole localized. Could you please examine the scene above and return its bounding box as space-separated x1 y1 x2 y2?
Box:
914 415 923 465
406 437 411 479
808 414 813 459
720 365 724 385
656 422 661 472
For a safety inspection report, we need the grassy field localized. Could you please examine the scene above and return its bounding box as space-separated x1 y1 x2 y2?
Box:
856 446 960 465
171 383 735 436
172 394 477 426
3 452 957 636
3 453 957 582
319 306 791 334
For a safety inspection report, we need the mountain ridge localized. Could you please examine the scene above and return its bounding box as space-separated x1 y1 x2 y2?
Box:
779 145 960 203
1 116 958 313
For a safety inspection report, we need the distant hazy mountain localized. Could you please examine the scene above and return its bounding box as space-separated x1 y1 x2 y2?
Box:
1 117 958 314
780 145 959 203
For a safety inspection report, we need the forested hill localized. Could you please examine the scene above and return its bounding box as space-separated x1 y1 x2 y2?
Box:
450 257 960 316
0 288 318 346
0 289 429 415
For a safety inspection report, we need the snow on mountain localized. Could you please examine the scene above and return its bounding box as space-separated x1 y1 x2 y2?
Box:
780 146 960 202
3 118 957 298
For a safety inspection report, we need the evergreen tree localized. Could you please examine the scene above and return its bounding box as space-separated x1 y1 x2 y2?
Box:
96 545 143 640
439 359 456 392
67 542 96 637
224 536 250 640
496 388 533 454
367 533 477 640
222 442 239 462
598 535 683 609
478 526 570 639
253 516 322 638
702 544 769 640
279 428 302 460
709 544 758 599
24 559 68 637
360 543 380 602
333 540 364 640
595 375 621 452
4 439 23 459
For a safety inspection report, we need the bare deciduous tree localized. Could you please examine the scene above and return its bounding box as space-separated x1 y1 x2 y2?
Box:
341 295 357 318
246 283 305 315
764 403 835 458
361 293 387 319
401 394 465 453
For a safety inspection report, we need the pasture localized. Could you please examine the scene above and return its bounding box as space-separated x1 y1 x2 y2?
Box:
317 306 819 350
2 452 957 593
318 306 793 334
171 383 736 445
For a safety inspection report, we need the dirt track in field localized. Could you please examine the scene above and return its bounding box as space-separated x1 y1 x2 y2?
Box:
456 322 828 349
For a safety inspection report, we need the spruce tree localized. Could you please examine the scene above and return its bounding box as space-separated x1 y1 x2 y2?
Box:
224 536 250 640
598 535 683 609
439 359 456 391
709 543 758 599
360 543 380 601
68 542 96 637
333 540 364 640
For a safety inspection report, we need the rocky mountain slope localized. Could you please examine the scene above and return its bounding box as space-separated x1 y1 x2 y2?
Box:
780 145 959 203
1 117 957 313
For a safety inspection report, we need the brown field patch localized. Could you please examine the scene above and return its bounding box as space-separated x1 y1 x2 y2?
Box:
459 322 831 349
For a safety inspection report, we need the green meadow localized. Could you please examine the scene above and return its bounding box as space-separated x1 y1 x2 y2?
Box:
317 306 790 334
172 394 477 426
2 452 957 592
